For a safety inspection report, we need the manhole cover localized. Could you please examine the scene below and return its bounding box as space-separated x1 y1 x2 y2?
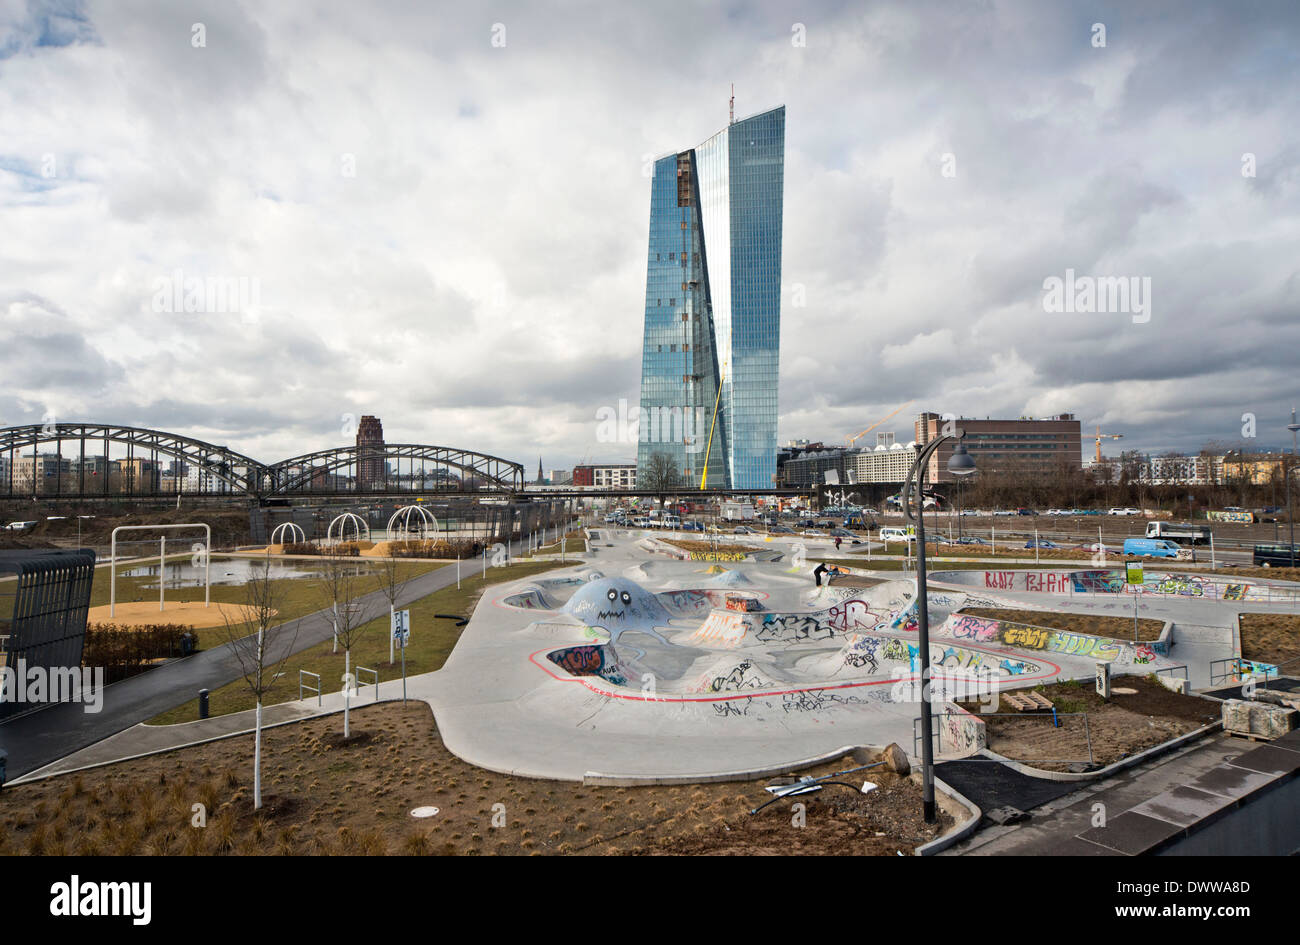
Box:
410 806 440 818
1112 687 1138 695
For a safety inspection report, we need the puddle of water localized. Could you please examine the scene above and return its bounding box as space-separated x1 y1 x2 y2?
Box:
117 557 380 589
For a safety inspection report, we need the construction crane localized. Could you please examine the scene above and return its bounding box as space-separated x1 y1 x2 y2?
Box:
1093 425 1123 463
846 401 913 447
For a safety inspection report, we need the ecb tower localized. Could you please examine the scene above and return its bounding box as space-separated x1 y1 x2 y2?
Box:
636 105 785 490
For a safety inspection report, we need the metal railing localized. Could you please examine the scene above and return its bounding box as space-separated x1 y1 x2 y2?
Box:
298 669 321 706
1152 664 1190 681
356 665 379 701
1208 657 1279 687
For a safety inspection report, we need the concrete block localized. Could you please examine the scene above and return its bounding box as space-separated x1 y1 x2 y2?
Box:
1222 699 1253 734
1249 702 1297 739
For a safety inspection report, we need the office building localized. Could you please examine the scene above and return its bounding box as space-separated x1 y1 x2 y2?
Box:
636 104 785 490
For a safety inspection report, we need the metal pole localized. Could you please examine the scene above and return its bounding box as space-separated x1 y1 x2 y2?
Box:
913 453 937 824
901 435 948 826
160 535 166 611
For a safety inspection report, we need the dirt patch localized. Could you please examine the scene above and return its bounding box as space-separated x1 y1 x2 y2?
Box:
662 539 753 556
959 607 1164 641
1239 613 1300 667
960 676 1219 773
829 575 884 590
0 703 950 856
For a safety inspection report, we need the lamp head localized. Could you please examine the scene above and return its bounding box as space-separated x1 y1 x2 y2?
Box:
947 442 976 477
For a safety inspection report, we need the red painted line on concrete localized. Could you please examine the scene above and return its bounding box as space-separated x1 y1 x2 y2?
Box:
527 644 1062 704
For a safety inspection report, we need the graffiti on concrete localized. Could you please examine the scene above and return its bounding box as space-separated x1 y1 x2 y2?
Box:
827 598 881 633
938 707 987 754
983 571 1073 592
688 552 748 561
755 613 836 643
841 635 880 673
947 612 1124 662
547 645 628 686
780 689 868 713
708 660 767 693
949 613 1001 642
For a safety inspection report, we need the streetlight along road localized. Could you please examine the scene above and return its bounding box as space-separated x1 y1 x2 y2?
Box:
900 430 976 824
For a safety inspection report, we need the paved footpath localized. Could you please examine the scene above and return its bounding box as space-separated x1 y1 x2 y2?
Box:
0 539 535 780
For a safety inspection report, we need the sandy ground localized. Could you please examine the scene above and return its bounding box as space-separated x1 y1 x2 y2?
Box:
86 600 275 629
0 703 951 856
962 677 1219 772
1238 613 1300 666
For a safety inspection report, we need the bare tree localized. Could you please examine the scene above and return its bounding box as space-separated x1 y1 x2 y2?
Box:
318 548 372 739
641 451 681 494
373 553 410 665
222 552 301 810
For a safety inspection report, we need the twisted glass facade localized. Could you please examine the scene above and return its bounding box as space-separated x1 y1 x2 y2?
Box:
636 106 785 490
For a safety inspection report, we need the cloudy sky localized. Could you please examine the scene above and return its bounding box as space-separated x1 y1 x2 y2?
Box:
2 0 1298 472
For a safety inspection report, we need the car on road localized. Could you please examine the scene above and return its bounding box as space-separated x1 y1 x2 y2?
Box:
1108 507 1141 516
1016 508 1036 516
953 536 988 545
803 529 828 537
733 526 755 535
769 524 794 534
1024 539 1061 549
829 528 862 543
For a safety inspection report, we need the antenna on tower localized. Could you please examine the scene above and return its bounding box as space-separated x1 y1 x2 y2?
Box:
729 83 734 124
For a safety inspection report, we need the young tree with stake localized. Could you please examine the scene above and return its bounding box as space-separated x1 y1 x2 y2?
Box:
318 548 372 739
222 553 301 811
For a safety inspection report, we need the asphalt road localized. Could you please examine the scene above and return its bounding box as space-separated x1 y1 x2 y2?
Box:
0 538 535 779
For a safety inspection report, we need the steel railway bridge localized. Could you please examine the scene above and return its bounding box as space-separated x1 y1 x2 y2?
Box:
0 423 526 501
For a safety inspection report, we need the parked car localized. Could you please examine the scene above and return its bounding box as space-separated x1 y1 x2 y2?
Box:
1016 508 1036 516
733 526 754 535
1108 507 1141 516
770 524 794 534
1024 539 1060 549
954 536 988 545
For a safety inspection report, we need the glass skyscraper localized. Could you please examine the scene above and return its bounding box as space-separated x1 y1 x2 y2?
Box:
636 105 785 490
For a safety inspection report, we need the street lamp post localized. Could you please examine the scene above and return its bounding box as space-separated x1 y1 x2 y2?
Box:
1288 408 1300 568
901 430 976 823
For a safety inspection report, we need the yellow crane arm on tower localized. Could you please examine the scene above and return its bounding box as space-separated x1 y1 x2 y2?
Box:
846 401 914 447
1093 426 1123 463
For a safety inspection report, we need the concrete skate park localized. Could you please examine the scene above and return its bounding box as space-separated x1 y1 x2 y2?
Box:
422 528 1292 782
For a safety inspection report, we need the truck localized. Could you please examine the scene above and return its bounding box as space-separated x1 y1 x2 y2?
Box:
720 501 756 522
1145 521 1212 545
1123 537 1192 560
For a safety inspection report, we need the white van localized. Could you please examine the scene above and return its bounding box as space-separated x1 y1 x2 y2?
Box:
879 526 912 542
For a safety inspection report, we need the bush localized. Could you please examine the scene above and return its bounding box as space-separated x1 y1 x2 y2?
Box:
83 623 198 683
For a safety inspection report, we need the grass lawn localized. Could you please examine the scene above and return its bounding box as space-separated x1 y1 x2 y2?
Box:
88 555 442 651
147 559 567 725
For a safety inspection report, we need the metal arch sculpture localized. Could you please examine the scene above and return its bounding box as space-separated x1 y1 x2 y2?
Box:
266 443 525 494
386 504 440 542
270 522 307 545
326 512 370 544
0 422 268 496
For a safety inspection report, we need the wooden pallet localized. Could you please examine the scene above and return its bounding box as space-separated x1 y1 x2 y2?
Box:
1225 729 1287 743
1003 691 1054 712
